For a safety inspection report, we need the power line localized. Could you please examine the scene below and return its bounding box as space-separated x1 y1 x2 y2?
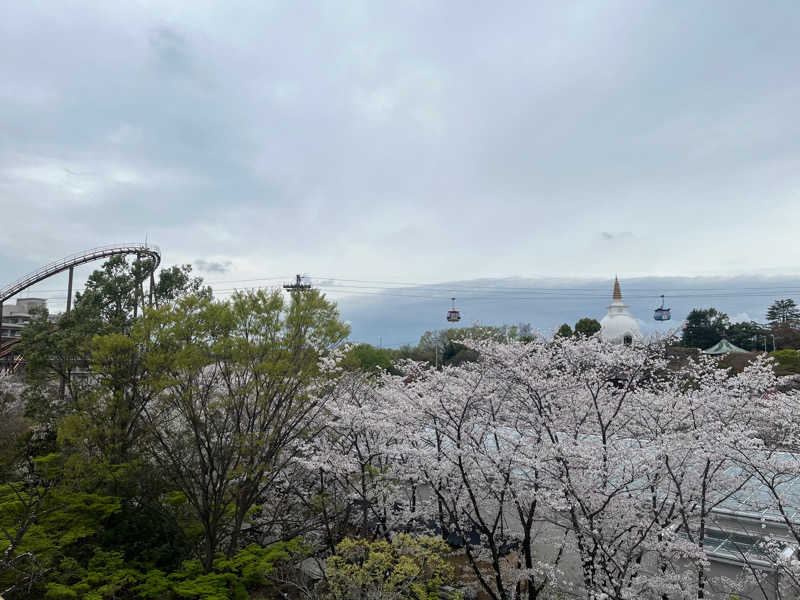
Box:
15 269 800 307
208 282 800 302
17 267 800 296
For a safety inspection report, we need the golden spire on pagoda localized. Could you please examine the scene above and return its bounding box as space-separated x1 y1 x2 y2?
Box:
612 276 622 301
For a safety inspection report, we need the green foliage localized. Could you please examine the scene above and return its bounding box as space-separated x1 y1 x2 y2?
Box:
343 344 398 374
42 540 308 600
0 389 28 480
132 288 349 569
71 258 209 334
19 302 100 425
325 535 457 600
726 321 762 351
19 257 212 433
0 455 121 596
555 323 573 338
766 298 800 327
99 499 191 570
404 323 533 367
73 254 156 333
2 258 345 598
153 264 213 306
680 308 730 349
573 318 601 337
771 349 800 376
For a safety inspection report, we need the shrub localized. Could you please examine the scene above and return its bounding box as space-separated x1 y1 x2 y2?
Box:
325 535 457 600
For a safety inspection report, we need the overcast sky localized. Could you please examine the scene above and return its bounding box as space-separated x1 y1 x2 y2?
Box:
2 1 800 308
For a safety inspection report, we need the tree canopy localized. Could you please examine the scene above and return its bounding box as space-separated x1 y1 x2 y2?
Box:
680 307 730 349
766 298 800 327
8 261 800 600
556 323 573 338
725 320 762 351
573 317 601 337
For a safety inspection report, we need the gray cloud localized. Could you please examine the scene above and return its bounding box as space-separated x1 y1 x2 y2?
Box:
1 0 799 297
195 259 233 274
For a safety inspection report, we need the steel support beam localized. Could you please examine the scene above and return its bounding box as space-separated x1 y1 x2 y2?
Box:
66 266 74 315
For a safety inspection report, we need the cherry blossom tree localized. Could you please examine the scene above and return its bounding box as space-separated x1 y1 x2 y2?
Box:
319 335 788 600
316 371 413 542
381 357 562 600
729 386 800 599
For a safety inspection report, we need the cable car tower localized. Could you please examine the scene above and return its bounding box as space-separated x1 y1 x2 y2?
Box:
653 295 671 321
446 297 461 323
283 274 312 293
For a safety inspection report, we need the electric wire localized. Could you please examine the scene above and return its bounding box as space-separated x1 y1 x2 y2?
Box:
14 270 800 306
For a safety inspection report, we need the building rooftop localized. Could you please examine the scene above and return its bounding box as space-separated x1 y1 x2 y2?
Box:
703 337 749 355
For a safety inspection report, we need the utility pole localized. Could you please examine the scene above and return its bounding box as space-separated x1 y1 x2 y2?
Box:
283 274 312 293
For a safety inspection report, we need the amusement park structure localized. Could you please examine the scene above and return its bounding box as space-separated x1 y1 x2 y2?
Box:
0 243 161 367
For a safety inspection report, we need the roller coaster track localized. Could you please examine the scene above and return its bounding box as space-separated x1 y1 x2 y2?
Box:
0 337 22 357
0 244 160 376
0 326 59 359
0 243 161 304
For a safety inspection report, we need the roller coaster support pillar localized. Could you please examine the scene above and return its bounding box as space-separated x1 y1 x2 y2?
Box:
60 266 74 401
66 266 74 315
149 271 155 308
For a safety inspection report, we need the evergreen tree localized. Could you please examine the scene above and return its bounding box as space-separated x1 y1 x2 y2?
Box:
680 308 729 349
766 298 800 326
574 317 601 337
556 323 573 338
726 321 762 351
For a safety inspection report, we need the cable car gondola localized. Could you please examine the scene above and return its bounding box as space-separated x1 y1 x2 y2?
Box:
654 295 671 321
446 297 461 323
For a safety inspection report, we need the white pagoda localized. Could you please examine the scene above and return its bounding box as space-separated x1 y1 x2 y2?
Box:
600 277 642 345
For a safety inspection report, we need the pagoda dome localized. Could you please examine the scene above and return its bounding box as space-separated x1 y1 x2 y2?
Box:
599 277 642 345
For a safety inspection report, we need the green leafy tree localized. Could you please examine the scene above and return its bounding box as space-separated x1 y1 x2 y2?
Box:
0 454 121 597
766 298 800 327
136 289 349 569
20 258 212 417
151 264 212 307
4 259 217 597
343 344 398 374
42 539 308 600
726 321 763 351
74 257 211 333
680 308 730 349
556 323 573 338
573 318 601 338
409 324 533 367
